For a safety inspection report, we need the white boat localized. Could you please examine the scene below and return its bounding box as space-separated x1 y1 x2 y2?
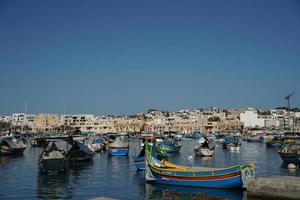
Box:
88 138 105 152
194 136 215 157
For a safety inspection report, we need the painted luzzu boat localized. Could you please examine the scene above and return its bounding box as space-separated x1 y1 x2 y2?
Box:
133 144 169 170
158 141 181 153
145 144 255 189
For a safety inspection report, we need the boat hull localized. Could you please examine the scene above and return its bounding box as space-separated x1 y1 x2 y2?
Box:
152 174 243 188
40 158 67 173
194 148 214 157
109 148 129 156
133 156 145 170
158 143 181 153
147 163 249 189
246 138 264 143
279 152 300 164
0 145 26 155
266 141 283 148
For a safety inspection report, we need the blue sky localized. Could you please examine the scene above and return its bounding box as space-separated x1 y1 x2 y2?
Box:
0 0 299 115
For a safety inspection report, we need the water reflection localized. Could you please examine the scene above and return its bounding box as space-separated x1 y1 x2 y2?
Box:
69 160 94 172
108 155 129 173
0 154 25 166
37 173 71 199
145 183 246 200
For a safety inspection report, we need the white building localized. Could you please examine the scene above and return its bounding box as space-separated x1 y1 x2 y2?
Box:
0 115 12 123
240 108 265 128
11 113 26 126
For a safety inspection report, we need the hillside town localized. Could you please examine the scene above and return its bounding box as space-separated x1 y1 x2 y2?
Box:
1 107 300 134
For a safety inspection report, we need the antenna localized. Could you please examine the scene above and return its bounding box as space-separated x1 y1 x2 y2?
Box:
25 101 27 114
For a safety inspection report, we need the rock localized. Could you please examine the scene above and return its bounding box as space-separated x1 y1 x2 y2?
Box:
247 176 300 200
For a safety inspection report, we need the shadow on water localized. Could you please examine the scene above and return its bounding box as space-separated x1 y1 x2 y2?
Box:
37 173 72 199
144 183 246 200
69 160 94 172
0 154 25 166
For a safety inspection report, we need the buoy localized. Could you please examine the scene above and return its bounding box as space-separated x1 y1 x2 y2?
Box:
288 163 297 170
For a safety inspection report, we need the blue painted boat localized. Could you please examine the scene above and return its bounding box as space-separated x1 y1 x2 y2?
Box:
109 147 129 156
223 136 240 149
133 155 145 170
108 137 129 156
145 143 256 189
158 141 181 153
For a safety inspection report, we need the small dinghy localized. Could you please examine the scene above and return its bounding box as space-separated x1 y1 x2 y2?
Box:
194 136 215 157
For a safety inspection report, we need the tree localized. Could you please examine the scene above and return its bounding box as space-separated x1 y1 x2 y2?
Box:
0 122 11 132
208 116 220 122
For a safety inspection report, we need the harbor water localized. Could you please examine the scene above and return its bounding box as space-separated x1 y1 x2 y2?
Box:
0 140 299 199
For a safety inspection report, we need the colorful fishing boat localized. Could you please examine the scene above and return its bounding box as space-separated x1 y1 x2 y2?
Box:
133 144 169 170
223 136 240 150
145 143 255 189
158 140 181 153
108 137 129 156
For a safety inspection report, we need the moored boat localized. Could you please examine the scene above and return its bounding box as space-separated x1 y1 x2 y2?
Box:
133 138 169 170
30 136 47 147
194 136 214 157
0 135 26 155
145 143 256 189
133 145 146 170
88 138 105 152
158 140 181 153
39 142 68 173
246 135 264 143
223 136 240 150
108 137 129 156
265 136 283 148
278 142 300 164
67 141 94 162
